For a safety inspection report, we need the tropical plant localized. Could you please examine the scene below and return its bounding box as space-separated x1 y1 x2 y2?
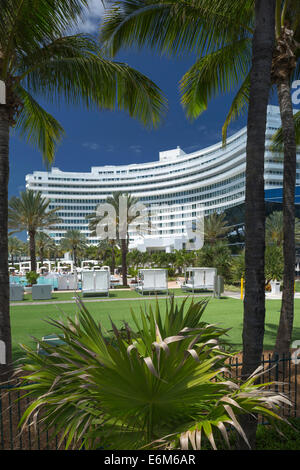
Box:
203 212 230 245
60 229 87 267
35 231 56 266
87 192 141 286
265 244 284 284
25 270 39 286
266 211 300 247
197 241 232 282
100 0 300 366
230 247 284 286
0 0 166 380
8 190 61 273
8 235 23 264
16 297 291 450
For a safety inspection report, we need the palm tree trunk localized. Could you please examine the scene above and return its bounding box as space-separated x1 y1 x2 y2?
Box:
121 238 128 286
29 230 36 272
73 247 77 268
274 78 296 356
238 0 275 450
111 244 115 274
0 105 12 382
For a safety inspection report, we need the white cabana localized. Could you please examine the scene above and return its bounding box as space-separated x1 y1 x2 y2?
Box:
19 261 31 274
81 270 110 296
81 260 102 270
136 269 168 295
57 273 78 290
181 267 217 293
37 261 56 274
57 260 74 273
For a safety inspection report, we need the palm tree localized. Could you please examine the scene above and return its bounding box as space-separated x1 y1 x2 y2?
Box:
8 235 22 265
101 0 278 448
270 2 300 358
8 190 61 273
60 230 87 267
0 0 166 379
101 0 299 356
35 231 56 266
87 192 140 286
203 212 230 245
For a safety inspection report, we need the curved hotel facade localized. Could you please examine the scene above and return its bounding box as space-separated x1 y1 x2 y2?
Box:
26 105 300 252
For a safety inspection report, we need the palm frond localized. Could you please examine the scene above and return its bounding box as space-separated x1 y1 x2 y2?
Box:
100 0 254 58
270 110 300 152
1 0 91 76
20 43 167 128
15 86 64 166
222 73 250 145
180 38 251 120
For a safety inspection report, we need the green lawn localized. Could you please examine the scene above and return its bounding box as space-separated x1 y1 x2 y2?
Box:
11 287 204 303
9 295 300 362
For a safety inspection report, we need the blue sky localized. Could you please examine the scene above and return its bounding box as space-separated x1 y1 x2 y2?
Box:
9 0 277 199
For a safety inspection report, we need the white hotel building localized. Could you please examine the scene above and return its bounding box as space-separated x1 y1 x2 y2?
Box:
26 105 300 252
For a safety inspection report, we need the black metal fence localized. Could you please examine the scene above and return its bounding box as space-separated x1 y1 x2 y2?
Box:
0 353 298 450
227 353 298 423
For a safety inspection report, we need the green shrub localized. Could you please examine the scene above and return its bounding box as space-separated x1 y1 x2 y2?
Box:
17 297 291 450
25 271 39 285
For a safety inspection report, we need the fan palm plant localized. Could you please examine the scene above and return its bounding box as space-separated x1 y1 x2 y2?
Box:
87 192 141 286
0 0 167 379
16 297 291 450
60 229 87 267
8 190 61 273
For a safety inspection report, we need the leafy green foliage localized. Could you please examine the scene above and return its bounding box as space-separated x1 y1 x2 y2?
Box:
1 0 167 164
8 190 61 234
16 297 291 450
25 271 39 285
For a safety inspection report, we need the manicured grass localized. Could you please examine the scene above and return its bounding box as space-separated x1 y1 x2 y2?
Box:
9 295 300 362
11 288 204 303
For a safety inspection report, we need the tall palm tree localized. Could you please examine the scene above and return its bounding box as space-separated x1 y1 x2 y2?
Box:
60 230 87 267
101 0 299 356
100 0 276 448
8 190 61 273
0 0 166 379
8 235 22 265
35 231 56 266
265 210 300 248
87 192 140 286
270 2 300 357
203 212 230 245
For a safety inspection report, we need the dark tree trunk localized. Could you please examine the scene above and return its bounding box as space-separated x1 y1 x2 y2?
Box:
73 247 77 268
0 105 12 382
29 230 36 272
111 244 115 275
40 248 44 267
121 238 127 286
238 0 275 450
274 79 296 356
